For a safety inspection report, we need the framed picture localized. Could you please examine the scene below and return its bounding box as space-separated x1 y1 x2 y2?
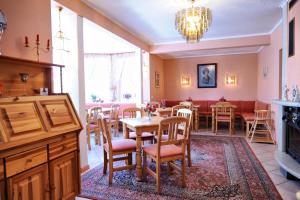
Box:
155 71 160 88
289 18 295 57
197 63 217 88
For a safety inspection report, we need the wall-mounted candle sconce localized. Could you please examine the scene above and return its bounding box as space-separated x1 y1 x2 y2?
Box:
225 74 237 86
181 75 191 87
19 73 29 82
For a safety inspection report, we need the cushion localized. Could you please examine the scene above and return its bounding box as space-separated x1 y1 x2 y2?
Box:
228 101 241 113
104 139 136 152
193 101 208 113
155 134 185 141
129 132 154 139
241 101 255 113
241 112 255 121
89 124 98 129
165 100 181 107
143 144 182 158
255 101 270 110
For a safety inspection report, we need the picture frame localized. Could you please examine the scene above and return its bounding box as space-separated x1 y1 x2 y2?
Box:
155 71 160 88
289 18 295 57
197 63 217 88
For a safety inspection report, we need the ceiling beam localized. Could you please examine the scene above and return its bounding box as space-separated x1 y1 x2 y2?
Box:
150 35 271 54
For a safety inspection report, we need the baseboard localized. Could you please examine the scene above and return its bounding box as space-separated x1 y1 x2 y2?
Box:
81 164 90 174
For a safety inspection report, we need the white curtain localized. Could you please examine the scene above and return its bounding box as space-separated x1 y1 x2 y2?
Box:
84 52 136 103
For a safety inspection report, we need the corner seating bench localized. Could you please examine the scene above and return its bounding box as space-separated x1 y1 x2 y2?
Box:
165 100 270 132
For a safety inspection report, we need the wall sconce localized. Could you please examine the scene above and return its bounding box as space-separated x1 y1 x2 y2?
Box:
19 73 29 82
181 75 191 87
225 74 237 86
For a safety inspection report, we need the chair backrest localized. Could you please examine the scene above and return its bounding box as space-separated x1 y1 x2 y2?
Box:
215 102 234 116
156 116 188 156
99 113 112 150
254 110 271 121
179 101 193 109
122 107 143 118
171 105 187 116
87 106 102 123
177 108 193 139
110 104 120 119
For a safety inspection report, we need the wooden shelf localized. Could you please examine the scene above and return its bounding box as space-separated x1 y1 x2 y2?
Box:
0 55 64 68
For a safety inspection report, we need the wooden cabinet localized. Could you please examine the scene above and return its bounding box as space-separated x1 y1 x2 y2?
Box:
7 164 50 200
0 95 82 200
50 152 79 200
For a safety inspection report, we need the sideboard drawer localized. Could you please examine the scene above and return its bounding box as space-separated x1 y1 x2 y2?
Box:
6 147 47 177
49 133 78 160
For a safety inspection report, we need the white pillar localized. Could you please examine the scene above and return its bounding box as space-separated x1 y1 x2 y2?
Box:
77 16 89 169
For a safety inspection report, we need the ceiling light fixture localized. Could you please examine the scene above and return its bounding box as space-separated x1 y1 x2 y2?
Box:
175 0 212 43
54 6 70 52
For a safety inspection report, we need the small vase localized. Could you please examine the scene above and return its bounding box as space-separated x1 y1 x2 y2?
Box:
148 112 152 120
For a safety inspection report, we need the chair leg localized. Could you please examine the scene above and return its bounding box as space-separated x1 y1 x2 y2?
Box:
87 131 91 150
182 156 186 188
143 153 148 181
156 161 161 194
109 157 113 185
206 116 209 128
250 121 258 142
187 141 192 167
128 153 132 166
215 121 218 134
103 150 107 174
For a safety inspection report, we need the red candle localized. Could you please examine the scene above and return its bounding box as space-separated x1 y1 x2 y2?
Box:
47 39 50 50
25 36 29 47
36 34 39 42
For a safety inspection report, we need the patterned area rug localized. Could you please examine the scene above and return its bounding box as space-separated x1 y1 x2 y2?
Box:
81 135 282 200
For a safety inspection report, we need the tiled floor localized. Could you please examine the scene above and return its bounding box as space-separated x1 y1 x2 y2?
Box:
83 129 300 200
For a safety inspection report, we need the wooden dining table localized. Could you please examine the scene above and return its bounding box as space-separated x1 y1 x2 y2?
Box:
120 116 164 181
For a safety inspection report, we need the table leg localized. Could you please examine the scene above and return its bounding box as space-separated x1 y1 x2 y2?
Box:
135 129 142 181
212 108 215 133
195 110 199 131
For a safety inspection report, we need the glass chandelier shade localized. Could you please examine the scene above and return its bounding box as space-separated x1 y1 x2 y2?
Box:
175 4 212 43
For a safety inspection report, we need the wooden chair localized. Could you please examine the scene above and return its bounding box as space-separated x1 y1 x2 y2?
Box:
108 104 120 137
143 116 188 193
248 110 274 143
86 106 102 150
99 113 136 185
179 101 193 109
215 102 235 135
122 107 154 142
171 105 187 116
177 108 193 167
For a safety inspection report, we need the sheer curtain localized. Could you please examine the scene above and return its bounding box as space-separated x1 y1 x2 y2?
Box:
84 52 137 103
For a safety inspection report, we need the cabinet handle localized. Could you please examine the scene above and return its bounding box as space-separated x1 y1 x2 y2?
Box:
52 108 57 114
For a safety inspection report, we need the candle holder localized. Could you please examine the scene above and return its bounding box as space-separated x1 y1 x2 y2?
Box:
24 34 50 61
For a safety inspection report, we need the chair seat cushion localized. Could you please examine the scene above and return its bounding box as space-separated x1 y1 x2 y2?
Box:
241 112 255 121
129 132 154 139
155 134 185 141
104 139 136 153
143 144 182 158
89 124 98 129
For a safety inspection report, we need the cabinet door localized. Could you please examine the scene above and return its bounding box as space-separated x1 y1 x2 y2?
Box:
0 181 5 200
7 164 50 200
50 152 79 200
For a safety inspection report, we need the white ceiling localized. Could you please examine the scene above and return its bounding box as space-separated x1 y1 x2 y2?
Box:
82 0 284 45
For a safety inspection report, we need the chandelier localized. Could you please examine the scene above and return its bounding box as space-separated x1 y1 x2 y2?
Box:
175 0 212 43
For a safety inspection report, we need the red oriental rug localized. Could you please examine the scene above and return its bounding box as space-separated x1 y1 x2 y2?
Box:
80 135 282 200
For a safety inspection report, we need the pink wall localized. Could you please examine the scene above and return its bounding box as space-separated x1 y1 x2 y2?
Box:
163 53 258 100
287 2 300 90
0 0 52 62
150 54 165 101
257 25 282 103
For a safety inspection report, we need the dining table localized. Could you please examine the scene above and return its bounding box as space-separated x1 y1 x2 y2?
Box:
120 116 164 181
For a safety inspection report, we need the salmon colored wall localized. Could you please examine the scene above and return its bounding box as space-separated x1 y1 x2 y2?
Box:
257 25 282 103
150 54 165 101
0 0 52 62
287 2 300 90
163 54 258 100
